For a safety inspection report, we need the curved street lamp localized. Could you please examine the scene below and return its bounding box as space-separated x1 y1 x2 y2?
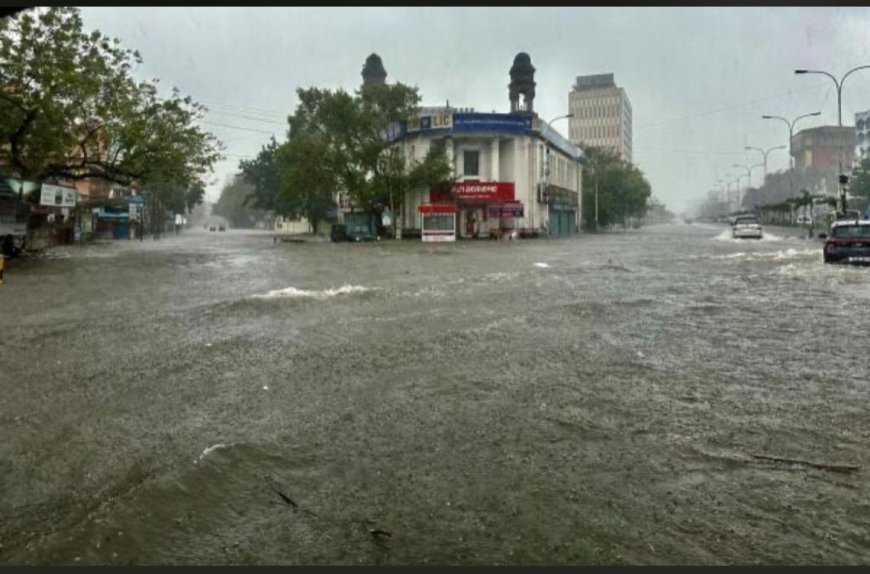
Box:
542 113 573 234
732 163 764 211
762 112 821 209
761 112 821 170
745 145 786 184
795 66 870 213
544 114 574 179
795 66 870 127
732 163 764 190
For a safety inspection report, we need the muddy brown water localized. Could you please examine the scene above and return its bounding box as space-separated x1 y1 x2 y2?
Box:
1 223 868 564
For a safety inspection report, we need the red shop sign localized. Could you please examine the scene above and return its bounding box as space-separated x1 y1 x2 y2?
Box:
430 187 453 202
453 181 515 202
418 203 459 213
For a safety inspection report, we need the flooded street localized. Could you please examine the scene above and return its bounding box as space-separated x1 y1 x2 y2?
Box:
2 223 869 565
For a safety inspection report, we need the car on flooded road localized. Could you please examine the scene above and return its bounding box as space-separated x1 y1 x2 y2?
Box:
732 215 763 239
822 219 870 265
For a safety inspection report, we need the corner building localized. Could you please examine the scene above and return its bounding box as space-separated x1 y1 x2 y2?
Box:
393 53 585 240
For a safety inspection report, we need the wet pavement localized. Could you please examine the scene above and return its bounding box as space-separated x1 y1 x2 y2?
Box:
1 223 869 565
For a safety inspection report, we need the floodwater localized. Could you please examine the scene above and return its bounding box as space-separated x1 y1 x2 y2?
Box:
1 223 869 565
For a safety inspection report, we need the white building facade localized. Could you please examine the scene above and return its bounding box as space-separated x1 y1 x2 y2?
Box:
855 109 870 163
393 109 584 239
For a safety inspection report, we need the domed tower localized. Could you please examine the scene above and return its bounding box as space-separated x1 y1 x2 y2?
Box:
362 53 387 87
509 52 536 114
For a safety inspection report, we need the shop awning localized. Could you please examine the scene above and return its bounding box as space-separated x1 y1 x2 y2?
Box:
418 203 459 214
488 201 524 218
96 209 129 219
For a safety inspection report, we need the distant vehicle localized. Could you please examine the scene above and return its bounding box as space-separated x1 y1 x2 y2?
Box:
218 225 226 232
796 215 812 224
728 212 756 226
732 215 763 239
822 218 870 265
209 225 217 232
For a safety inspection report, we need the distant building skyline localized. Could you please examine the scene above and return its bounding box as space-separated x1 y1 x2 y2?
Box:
568 73 633 162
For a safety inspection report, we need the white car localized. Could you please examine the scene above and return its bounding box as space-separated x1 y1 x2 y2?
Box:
732 215 763 239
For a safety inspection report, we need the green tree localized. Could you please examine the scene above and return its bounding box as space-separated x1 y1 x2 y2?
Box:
212 175 266 228
275 131 339 233
239 137 286 213
0 7 221 188
242 83 451 236
580 146 652 230
374 142 452 237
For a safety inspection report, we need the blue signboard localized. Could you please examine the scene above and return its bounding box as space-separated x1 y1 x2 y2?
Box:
452 113 533 134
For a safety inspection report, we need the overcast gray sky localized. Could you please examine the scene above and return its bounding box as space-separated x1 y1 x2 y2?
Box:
80 7 870 214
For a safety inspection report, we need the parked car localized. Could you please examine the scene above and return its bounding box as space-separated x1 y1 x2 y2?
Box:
732 215 763 239
330 224 348 242
218 225 226 232
822 218 870 265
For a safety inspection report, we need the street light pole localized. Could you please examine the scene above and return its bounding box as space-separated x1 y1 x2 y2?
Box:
762 113 820 218
543 113 573 236
761 112 821 170
732 164 750 190
594 161 599 231
745 145 786 184
795 66 870 214
731 164 760 213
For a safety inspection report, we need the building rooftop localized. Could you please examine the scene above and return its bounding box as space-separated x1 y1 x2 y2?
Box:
573 73 616 91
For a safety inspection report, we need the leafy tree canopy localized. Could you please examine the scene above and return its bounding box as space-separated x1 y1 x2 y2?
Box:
580 146 652 230
240 82 451 235
0 7 221 191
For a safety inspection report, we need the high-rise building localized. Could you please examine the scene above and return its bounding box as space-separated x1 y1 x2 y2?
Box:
568 73 632 162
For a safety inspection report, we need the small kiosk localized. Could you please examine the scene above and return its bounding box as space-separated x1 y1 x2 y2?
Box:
418 203 458 242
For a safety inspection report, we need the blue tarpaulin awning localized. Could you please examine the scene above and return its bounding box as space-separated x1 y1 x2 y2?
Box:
96 209 129 219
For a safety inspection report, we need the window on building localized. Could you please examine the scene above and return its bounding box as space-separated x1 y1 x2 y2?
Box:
423 214 456 231
463 150 480 177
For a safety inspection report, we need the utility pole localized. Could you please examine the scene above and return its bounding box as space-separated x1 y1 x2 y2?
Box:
594 162 599 231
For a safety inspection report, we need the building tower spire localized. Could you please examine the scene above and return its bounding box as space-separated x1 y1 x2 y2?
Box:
362 53 387 87
509 52 536 114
